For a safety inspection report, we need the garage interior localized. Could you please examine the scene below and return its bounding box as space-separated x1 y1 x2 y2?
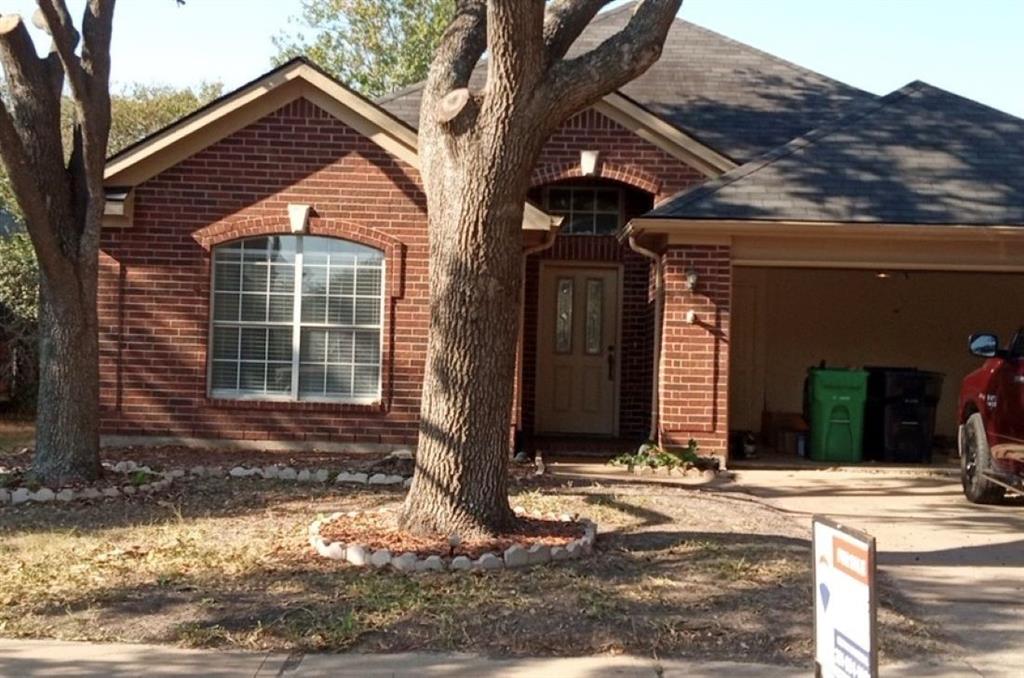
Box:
729 265 1024 465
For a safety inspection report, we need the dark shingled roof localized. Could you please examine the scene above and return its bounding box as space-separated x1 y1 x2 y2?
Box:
376 4 875 162
646 81 1024 226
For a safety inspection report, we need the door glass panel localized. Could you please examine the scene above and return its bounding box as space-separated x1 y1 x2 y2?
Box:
555 277 574 353
585 278 603 354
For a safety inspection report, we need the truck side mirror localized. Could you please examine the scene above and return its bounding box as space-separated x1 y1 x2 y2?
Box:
969 333 1000 358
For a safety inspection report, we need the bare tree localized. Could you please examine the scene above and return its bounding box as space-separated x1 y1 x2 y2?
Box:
401 0 682 536
0 1 117 485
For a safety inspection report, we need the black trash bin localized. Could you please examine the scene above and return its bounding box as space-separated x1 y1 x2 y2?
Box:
864 368 943 463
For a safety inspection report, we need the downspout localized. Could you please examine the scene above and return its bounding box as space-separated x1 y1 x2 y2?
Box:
627 231 664 445
514 223 559 447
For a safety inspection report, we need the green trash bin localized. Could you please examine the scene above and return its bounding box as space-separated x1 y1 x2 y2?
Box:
807 368 868 463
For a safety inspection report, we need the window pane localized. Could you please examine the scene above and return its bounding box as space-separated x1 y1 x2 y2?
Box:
240 328 267 361
241 264 268 292
300 328 327 362
328 297 354 325
268 295 294 322
548 189 571 211
267 236 296 263
555 277 573 353
353 365 379 397
354 298 379 326
213 293 240 322
354 331 379 363
326 365 353 396
269 265 294 293
596 189 620 212
240 294 267 322
585 278 603 355
356 268 382 296
594 213 619 234
302 266 328 295
329 267 355 296
211 361 238 390
298 365 325 396
572 189 595 211
212 326 239 360
239 362 266 390
267 328 292 362
566 215 594 235
301 295 327 324
215 263 241 291
266 363 292 392
328 330 354 363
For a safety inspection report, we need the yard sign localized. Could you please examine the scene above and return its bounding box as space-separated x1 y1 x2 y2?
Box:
812 516 877 678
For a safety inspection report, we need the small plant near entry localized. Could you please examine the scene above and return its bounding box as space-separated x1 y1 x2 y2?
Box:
609 439 701 474
130 470 157 486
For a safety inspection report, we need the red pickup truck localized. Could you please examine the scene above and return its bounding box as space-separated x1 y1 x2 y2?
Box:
959 329 1024 503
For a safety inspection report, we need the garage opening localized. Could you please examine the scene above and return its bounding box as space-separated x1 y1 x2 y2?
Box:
729 266 1024 465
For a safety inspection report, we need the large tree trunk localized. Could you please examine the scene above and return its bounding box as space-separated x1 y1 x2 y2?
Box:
32 255 101 484
0 5 116 486
399 0 682 537
399 135 530 536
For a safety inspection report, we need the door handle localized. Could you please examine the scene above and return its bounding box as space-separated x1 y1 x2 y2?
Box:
607 345 616 381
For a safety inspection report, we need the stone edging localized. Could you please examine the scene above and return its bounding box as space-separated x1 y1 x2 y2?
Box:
0 453 414 507
307 506 598 573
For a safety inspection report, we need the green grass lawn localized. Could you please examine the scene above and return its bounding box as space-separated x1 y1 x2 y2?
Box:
0 418 33 453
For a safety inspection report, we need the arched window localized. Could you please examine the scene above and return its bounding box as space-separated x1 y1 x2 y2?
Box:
209 235 384 402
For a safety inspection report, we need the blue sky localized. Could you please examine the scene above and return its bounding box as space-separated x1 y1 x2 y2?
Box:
6 0 1023 118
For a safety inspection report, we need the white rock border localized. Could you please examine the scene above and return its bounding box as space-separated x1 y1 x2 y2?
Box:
0 450 414 508
307 506 598 573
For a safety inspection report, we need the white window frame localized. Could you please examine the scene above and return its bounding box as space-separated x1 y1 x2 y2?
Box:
542 184 625 236
207 235 385 405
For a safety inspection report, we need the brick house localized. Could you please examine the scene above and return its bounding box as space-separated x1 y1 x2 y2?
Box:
98 7 1024 462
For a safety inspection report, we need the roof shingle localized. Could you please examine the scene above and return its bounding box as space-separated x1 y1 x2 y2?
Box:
646 81 1024 226
376 4 874 162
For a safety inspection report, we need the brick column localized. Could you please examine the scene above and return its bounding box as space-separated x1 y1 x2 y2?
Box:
659 244 731 459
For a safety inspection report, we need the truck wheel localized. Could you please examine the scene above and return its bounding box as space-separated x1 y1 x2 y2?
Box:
960 412 1006 504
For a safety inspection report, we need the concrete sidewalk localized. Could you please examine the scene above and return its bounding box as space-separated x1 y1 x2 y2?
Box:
0 638 976 677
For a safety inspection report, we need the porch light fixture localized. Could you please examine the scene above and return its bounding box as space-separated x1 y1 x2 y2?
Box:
876 271 891 279
685 267 699 291
288 203 312 234
580 150 600 176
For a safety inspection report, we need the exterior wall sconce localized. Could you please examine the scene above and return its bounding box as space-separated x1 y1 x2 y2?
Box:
580 150 600 176
288 203 312 234
685 267 699 291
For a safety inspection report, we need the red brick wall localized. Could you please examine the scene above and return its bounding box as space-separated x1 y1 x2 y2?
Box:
99 98 428 446
659 244 731 456
521 108 707 442
99 98 712 448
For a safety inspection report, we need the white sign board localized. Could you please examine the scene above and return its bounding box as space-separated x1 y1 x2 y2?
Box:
813 516 877 678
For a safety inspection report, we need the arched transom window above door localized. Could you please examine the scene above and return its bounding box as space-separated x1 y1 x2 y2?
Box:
543 185 624 235
209 235 384 403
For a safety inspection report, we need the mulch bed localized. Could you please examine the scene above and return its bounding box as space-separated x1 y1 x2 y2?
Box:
320 511 585 559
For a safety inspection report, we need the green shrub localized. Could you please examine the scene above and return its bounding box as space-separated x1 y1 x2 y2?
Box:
610 439 700 473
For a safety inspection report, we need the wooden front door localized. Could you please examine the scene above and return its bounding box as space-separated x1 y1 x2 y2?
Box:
535 264 620 435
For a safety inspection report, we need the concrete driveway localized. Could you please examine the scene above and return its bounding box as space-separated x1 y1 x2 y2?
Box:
731 469 1024 678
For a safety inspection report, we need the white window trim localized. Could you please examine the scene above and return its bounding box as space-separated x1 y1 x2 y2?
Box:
542 184 625 236
206 235 385 405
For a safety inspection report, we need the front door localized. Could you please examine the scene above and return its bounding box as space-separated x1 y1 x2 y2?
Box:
535 264 620 435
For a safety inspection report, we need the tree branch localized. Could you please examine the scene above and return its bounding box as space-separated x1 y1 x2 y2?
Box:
33 1 86 102
421 0 487 129
538 0 682 126
542 0 614 65
484 1 544 110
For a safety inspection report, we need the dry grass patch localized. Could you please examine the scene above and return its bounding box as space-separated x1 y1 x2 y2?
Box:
0 477 950 666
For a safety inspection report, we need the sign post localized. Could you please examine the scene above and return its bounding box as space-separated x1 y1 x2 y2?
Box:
812 516 877 678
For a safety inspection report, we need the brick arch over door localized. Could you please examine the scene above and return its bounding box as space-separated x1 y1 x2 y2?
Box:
530 161 663 198
193 216 405 299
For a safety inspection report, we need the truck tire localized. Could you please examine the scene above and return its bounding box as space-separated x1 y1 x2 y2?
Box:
960 412 1006 504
